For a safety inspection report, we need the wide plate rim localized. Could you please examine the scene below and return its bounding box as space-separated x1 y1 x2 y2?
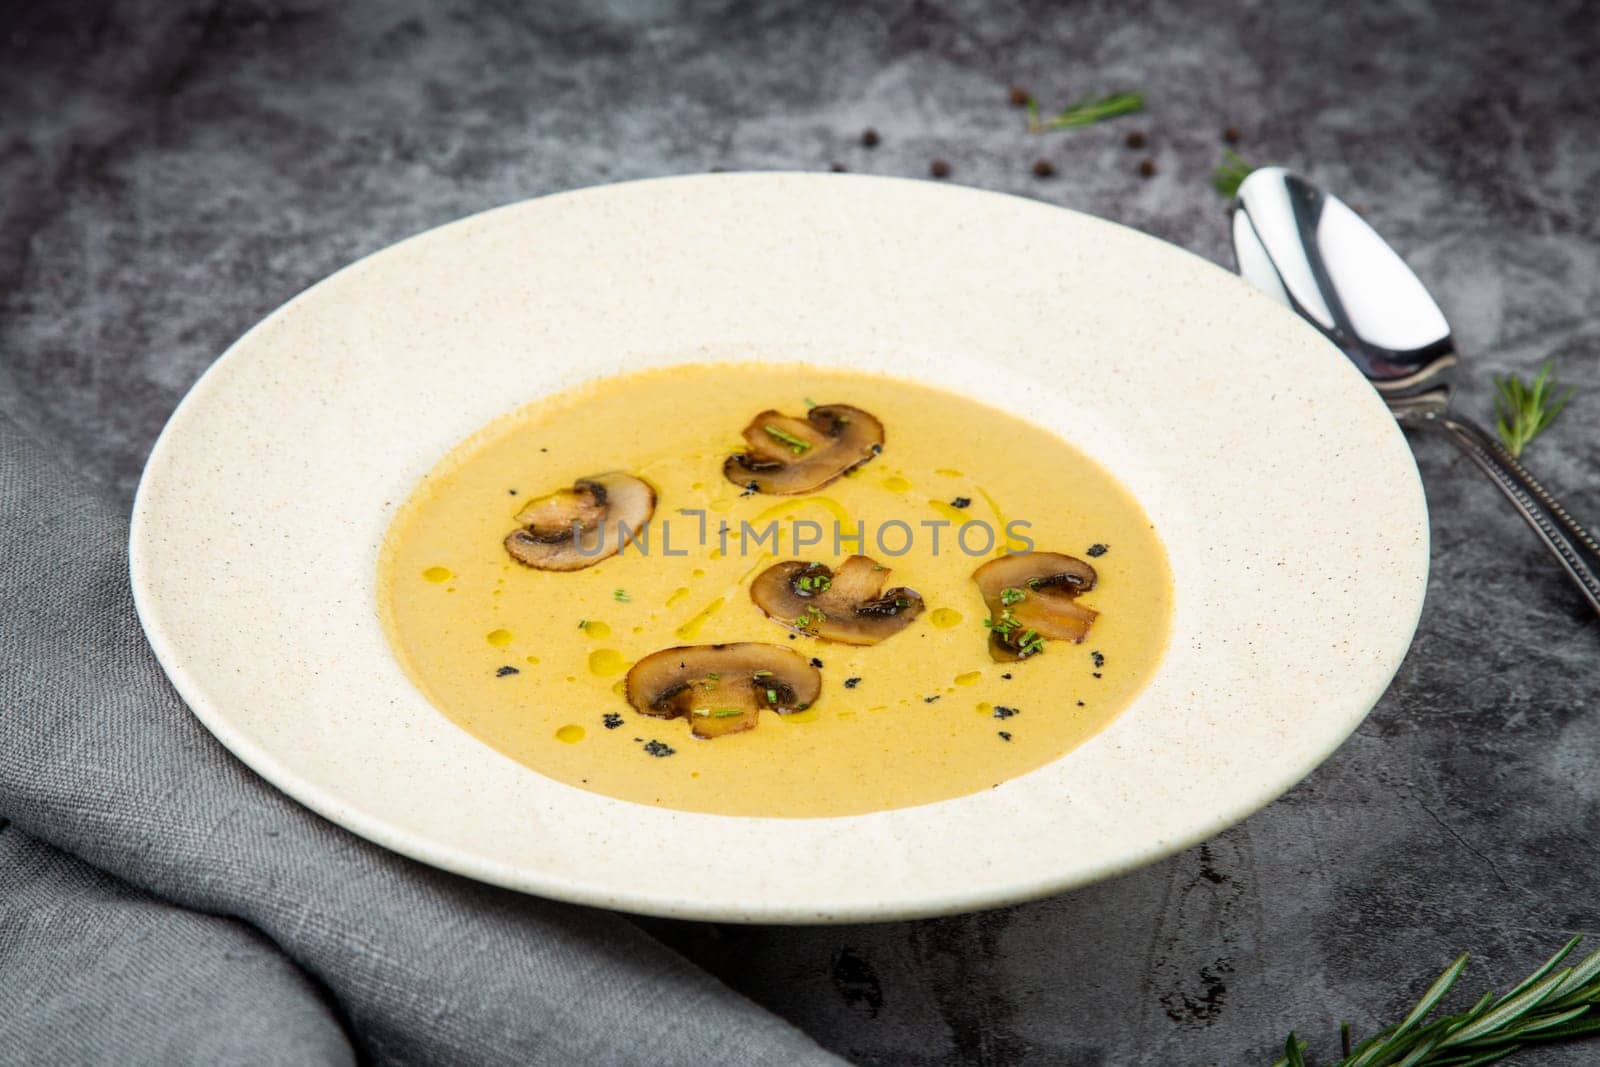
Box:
129 172 1428 922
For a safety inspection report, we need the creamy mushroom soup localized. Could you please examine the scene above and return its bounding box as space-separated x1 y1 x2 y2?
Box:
379 364 1172 817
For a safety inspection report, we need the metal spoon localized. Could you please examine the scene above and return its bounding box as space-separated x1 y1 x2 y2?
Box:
1231 166 1600 616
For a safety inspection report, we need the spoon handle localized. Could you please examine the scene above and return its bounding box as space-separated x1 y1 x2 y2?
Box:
1428 413 1600 616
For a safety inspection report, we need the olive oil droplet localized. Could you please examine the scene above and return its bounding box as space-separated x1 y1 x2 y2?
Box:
675 597 725 639
588 649 627 677
582 620 612 639
486 628 513 647
555 724 585 744
930 608 963 629
954 670 982 686
422 566 452 583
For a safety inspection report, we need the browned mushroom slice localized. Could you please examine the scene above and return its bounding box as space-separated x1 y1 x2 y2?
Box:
624 643 822 739
723 404 884 495
972 552 1099 661
503 472 655 571
750 555 925 645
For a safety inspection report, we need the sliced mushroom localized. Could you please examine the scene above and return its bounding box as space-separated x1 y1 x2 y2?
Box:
503 472 655 571
624 643 822 739
723 404 884 495
972 552 1099 661
750 555 925 645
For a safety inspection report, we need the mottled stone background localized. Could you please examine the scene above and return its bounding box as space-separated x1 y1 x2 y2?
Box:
3 1 1597 1063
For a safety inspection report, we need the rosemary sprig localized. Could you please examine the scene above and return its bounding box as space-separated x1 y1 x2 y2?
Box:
1493 361 1574 457
1026 91 1144 132
1273 936 1600 1066
1213 147 1255 197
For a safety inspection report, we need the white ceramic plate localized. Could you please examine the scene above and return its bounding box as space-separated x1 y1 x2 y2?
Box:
130 174 1427 922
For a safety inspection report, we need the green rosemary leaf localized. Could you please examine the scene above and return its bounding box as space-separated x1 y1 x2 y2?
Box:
1439 970 1570 1048
1493 361 1575 457
1434 1047 1517 1067
1489 936 1580 1008
1040 91 1144 130
1520 1013 1600 1042
1212 148 1255 197
1394 1027 1452 1067
1346 954 1469 1065
1486 1003 1591 1041
1550 943 1600 1005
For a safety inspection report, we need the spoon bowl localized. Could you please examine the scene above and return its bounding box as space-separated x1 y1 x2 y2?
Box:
1231 167 1600 615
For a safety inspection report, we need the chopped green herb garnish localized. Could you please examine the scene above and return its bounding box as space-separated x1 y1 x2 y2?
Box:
796 573 833 594
705 672 720 680
712 708 745 718
984 610 1020 635
794 605 827 630
803 396 818 408
762 424 813 454
752 669 773 678
577 619 588 629
613 588 630 602
765 688 778 704
1000 587 1026 607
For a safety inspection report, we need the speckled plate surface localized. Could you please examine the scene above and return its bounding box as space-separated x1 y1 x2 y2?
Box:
129 173 1427 922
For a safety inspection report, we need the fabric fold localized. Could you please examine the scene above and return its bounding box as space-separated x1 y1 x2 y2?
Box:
0 410 841 1067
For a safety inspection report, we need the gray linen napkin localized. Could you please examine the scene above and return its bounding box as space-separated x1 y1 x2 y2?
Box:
0 408 842 1066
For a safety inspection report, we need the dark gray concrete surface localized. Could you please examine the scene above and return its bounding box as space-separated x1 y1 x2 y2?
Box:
3 1 1597 1063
